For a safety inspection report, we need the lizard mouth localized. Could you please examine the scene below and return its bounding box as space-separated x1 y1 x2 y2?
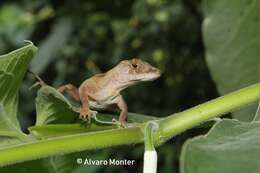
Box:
139 70 161 82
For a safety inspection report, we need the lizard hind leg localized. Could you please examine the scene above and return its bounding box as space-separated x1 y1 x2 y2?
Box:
58 84 97 122
58 84 80 102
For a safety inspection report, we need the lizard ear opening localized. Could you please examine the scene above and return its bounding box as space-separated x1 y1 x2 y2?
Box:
132 63 138 68
131 58 141 68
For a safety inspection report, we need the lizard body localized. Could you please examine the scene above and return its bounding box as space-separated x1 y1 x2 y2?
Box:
56 58 161 126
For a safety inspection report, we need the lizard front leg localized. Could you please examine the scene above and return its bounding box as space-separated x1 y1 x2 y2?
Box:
78 85 97 121
114 95 128 126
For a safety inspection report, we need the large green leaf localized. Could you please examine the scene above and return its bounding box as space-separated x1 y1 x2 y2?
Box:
181 119 260 173
0 42 37 146
35 85 78 125
0 42 37 125
0 104 24 146
203 0 260 121
29 111 158 139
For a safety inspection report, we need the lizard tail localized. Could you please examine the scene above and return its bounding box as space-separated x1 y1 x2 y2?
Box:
28 70 46 89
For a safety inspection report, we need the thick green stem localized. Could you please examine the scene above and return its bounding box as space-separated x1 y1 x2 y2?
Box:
0 83 260 166
159 83 260 142
0 127 144 166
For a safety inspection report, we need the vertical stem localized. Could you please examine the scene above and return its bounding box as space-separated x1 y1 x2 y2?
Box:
143 122 158 173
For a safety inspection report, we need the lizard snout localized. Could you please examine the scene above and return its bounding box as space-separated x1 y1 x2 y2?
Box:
151 67 161 77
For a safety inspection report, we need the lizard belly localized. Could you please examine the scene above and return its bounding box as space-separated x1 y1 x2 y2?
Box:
89 94 119 110
89 100 110 110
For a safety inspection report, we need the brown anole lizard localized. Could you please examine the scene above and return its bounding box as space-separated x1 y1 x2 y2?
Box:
31 58 161 126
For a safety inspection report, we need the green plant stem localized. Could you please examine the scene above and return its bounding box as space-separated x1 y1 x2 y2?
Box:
144 122 158 151
0 83 260 166
159 83 260 142
0 127 144 166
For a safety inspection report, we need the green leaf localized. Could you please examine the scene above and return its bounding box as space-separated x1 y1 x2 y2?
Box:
181 119 260 173
35 85 78 126
0 42 37 146
0 42 37 125
29 124 117 139
203 0 260 121
0 104 17 132
0 104 24 146
29 110 158 139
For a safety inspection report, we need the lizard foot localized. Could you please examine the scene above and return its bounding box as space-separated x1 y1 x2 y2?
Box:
28 71 46 90
29 81 45 90
79 109 97 122
112 118 126 128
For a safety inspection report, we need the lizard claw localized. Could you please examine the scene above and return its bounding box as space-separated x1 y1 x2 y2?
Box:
112 118 126 128
79 109 97 122
119 121 126 128
28 70 46 90
29 81 44 90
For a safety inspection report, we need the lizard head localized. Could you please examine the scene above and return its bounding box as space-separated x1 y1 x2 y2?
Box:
115 58 161 84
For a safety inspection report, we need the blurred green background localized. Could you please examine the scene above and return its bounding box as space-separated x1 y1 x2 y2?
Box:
0 0 219 172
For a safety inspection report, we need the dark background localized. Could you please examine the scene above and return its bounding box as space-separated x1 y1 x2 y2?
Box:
0 0 218 172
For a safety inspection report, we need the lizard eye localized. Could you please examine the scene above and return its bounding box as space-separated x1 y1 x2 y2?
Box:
132 63 138 68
